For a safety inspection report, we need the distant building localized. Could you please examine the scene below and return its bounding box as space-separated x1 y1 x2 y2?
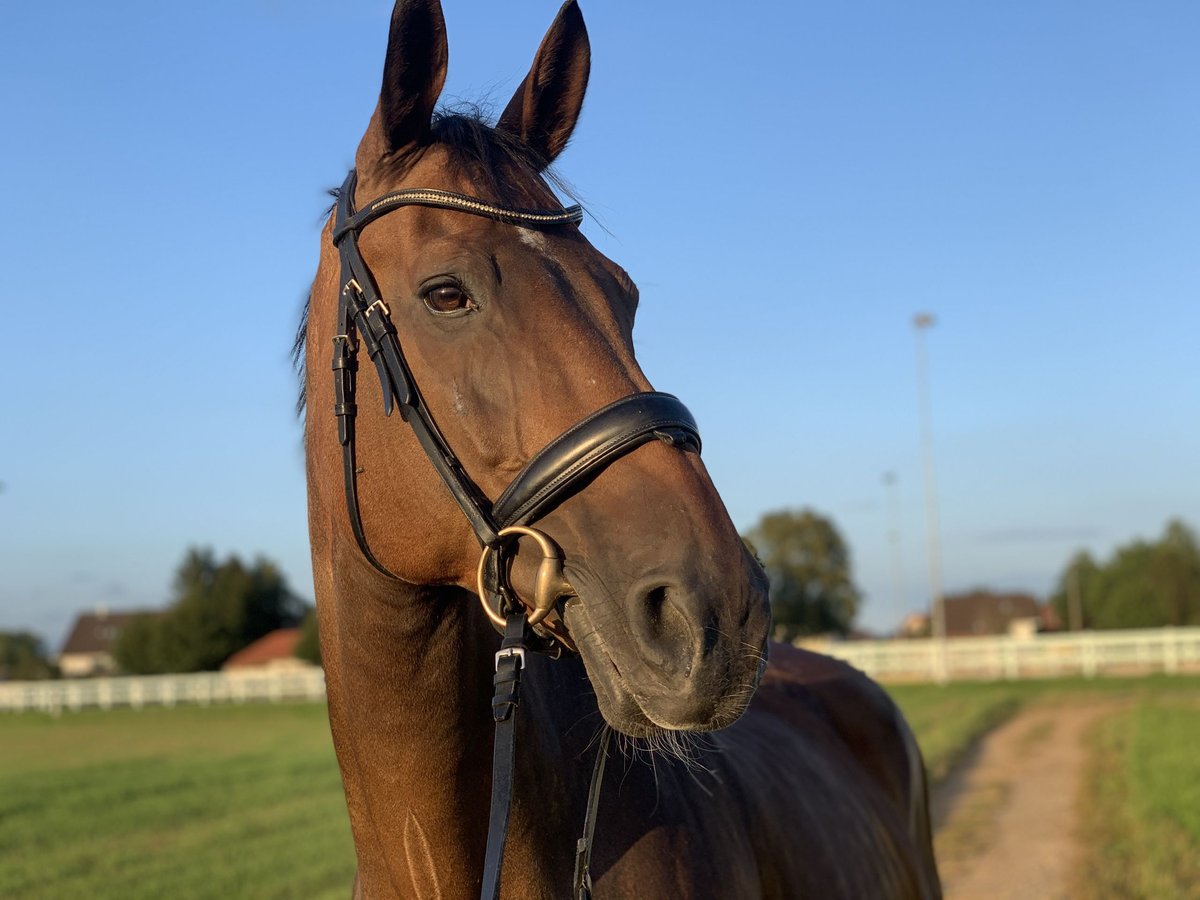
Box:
942 591 1053 637
900 612 932 638
221 628 313 674
59 608 146 677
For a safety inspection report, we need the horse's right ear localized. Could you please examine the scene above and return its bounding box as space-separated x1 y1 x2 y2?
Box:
357 0 448 170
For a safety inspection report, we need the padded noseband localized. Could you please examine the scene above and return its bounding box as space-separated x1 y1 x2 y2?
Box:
494 392 699 528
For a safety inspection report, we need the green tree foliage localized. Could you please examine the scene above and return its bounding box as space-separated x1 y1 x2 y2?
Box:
743 508 861 639
1050 550 1102 630
295 607 321 666
1050 519 1200 629
0 631 59 680
111 614 169 675
113 548 306 674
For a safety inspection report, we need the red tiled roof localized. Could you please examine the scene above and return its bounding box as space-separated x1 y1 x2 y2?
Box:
222 628 302 668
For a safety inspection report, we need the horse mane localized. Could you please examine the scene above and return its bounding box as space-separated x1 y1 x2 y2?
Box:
291 107 580 418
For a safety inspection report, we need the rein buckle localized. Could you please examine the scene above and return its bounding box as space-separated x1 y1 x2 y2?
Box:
494 646 526 671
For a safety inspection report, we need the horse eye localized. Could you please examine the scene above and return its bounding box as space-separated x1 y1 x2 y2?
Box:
423 285 475 314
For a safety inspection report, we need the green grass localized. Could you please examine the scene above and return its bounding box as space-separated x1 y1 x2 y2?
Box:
0 703 355 899
886 682 1026 781
1077 694 1200 898
2 676 1197 898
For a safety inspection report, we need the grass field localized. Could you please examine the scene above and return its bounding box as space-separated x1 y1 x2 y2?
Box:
0 704 355 899
2 675 1198 898
886 681 1027 782
1077 694 1200 898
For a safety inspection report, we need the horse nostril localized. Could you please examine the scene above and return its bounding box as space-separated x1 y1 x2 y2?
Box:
644 584 669 640
630 581 694 676
630 581 721 682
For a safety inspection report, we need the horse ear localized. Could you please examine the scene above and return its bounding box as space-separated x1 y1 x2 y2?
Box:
358 0 448 168
497 0 591 166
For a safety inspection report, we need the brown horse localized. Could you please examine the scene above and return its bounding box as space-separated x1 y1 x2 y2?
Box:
300 1 941 897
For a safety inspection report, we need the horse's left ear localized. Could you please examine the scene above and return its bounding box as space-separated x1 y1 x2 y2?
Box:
497 0 591 166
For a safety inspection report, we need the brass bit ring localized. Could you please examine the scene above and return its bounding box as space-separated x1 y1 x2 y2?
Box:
476 526 575 628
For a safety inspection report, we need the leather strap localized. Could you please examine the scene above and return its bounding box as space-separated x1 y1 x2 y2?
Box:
480 618 612 900
572 727 612 900
334 186 583 241
481 611 530 900
493 392 700 528
335 173 502 551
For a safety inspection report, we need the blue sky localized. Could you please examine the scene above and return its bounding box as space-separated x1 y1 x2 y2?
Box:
2 1 1197 646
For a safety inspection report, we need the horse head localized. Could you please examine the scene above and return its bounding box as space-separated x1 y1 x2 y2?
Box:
308 0 770 738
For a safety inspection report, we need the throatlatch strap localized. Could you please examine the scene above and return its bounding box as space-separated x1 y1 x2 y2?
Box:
481 611 529 900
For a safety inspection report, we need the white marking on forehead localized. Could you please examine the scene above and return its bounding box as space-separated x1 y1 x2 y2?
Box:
517 227 548 254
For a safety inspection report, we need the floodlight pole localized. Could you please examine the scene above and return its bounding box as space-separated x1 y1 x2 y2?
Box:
883 471 905 635
913 313 947 681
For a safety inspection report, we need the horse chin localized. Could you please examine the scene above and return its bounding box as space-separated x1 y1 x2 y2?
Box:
562 598 764 738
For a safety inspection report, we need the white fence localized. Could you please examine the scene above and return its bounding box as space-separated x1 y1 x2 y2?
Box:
3 628 1199 712
0 667 327 714
802 626 1200 683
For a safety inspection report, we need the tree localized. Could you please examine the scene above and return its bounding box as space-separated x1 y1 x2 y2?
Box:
1049 550 1101 630
743 509 861 639
111 614 169 675
1152 520 1200 626
113 548 306 674
0 631 58 680
1050 519 1200 630
295 607 322 666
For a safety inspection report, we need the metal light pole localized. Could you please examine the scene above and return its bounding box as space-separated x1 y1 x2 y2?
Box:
913 313 947 677
882 471 905 635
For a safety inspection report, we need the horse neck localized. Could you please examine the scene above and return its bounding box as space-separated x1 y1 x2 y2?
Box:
319 567 598 896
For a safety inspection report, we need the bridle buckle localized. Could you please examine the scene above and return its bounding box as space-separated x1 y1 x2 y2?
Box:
495 646 526 671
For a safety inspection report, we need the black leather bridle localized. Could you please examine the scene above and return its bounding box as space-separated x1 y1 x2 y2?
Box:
329 168 702 899
332 169 700 636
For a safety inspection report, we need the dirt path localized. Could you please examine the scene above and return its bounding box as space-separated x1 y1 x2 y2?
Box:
930 701 1121 899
